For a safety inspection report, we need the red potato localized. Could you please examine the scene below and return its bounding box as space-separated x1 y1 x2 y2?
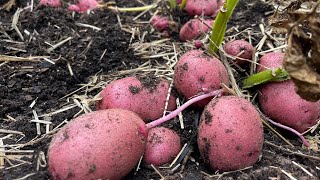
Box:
173 50 229 107
184 0 222 17
194 40 203 49
48 109 148 180
179 18 214 41
150 15 170 32
68 0 99 12
198 96 263 172
39 0 61 7
223 40 254 65
144 127 181 166
96 76 176 121
259 80 320 133
257 52 284 72
257 52 320 133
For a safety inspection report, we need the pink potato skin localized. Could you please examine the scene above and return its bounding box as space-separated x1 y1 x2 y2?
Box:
179 19 214 41
39 0 61 7
257 52 284 72
144 127 181 166
48 109 148 180
259 80 320 133
198 96 263 172
223 40 253 64
184 0 219 16
173 50 229 107
68 0 99 13
257 52 320 132
96 77 176 121
150 15 169 32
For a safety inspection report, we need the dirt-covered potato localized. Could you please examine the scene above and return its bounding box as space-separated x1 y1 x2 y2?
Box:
173 50 229 107
179 19 214 41
184 0 222 17
144 127 181 166
259 80 320 133
48 109 148 180
198 96 263 172
96 76 176 121
223 39 253 65
257 52 320 132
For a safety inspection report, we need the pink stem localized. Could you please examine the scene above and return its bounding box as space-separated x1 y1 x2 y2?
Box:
146 89 223 129
258 109 310 147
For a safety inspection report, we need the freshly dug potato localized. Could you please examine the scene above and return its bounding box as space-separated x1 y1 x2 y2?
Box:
48 109 148 180
184 0 222 17
174 50 229 107
257 52 284 71
96 76 176 121
257 52 320 132
259 80 320 133
223 40 253 65
144 127 181 166
179 18 214 41
198 96 263 172
150 15 169 32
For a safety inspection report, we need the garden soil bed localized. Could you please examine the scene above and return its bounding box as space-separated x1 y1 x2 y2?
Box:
0 0 319 179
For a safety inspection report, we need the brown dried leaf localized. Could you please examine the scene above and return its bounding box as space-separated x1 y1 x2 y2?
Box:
284 3 320 102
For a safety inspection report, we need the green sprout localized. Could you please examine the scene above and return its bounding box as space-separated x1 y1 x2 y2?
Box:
208 0 239 54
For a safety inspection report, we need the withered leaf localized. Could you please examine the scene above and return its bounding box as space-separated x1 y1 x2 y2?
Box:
284 4 320 101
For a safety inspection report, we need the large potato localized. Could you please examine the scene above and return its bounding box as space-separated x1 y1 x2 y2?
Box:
257 52 320 132
174 50 229 107
198 96 263 171
259 80 320 133
48 109 147 180
96 76 176 121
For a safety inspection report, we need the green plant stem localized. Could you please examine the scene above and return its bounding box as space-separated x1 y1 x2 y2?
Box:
242 68 289 89
208 0 239 54
179 0 187 10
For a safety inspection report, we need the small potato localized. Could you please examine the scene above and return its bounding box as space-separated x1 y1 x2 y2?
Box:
39 0 61 7
223 40 253 65
257 52 284 72
144 127 181 166
184 0 221 17
174 50 229 107
179 19 214 41
198 96 263 172
150 15 170 32
48 109 148 180
96 76 176 121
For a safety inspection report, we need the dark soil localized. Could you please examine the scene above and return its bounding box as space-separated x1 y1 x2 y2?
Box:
0 0 319 180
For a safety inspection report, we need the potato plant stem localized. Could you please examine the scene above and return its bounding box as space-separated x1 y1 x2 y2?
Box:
208 0 239 54
241 68 289 89
146 89 224 129
258 109 310 147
